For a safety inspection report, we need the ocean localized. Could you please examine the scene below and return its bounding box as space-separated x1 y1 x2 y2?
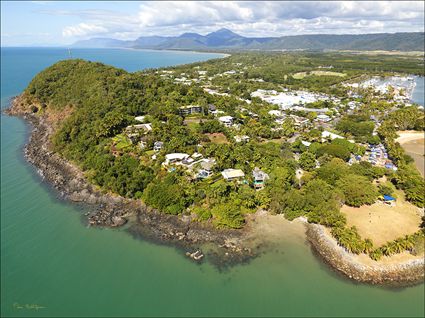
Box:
1 47 424 317
411 76 425 106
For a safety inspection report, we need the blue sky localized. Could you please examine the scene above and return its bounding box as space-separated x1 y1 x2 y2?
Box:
1 1 424 46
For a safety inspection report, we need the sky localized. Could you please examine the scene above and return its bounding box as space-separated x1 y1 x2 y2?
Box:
1 1 424 46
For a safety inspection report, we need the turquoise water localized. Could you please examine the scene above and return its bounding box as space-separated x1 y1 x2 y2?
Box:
1 48 424 317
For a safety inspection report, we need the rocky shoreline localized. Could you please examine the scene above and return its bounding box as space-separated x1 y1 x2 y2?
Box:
5 95 425 284
307 224 425 287
5 96 256 268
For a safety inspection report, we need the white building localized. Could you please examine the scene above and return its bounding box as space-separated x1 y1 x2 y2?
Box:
316 114 331 122
221 169 245 181
218 116 234 127
135 116 146 123
163 153 190 166
321 130 344 142
251 89 329 110
268 110 283 117
234 135 250 143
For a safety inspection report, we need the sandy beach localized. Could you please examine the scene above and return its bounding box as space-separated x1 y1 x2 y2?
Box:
395 130 425 144
396 130 425 176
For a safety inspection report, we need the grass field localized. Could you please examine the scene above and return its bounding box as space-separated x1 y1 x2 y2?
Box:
341 190 422 247
205 133 229 144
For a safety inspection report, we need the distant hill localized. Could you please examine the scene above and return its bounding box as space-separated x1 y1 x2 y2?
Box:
72 37 132 48
72 28 425 52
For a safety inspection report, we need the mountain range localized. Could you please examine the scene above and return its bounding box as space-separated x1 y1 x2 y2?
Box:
72 28 425 52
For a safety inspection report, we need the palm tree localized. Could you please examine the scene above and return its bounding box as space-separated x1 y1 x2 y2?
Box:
382 244 394 256
369 249 383 261
392 239 404 254
364 238 374 253
402 235 415 251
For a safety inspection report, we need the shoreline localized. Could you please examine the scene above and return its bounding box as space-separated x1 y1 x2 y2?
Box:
395 130 424 145
5 96 255 268
396 130 425 177
5 95 425 285
307 224 424 287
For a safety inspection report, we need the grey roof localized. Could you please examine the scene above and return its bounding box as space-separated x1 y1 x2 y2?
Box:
252 167 269 181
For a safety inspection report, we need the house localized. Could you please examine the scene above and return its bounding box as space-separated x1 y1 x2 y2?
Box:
196 169 212 179
268 110 283 117
316 114 331 122
179 105 203 116
163 153 190 166
182 157 195 165
125 123 153 142
234 135 250 143
218 116 234 127
192 152 203 160
139 140 147 150
126 123 152 134
135 116 146 122
301 140 311 147
252 167 269 190
321 130 344 142
208 104 217 114
290 115 309 127
200 158 215 172
153 141 163 151
221 169 245 181
195 158 215 179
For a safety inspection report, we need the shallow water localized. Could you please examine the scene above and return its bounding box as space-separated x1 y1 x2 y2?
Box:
1 48 424 317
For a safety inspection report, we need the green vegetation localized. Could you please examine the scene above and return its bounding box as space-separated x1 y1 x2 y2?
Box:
22 51 424 257
369 230 425 260
336 174 379 207
336 114 375 143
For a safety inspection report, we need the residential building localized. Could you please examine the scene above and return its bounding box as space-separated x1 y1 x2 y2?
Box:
135 116 146 122
252 167 269 190
163 153 190 166
218 116 234 127
316 114 331 122
234 135 250 143
221 169 245 181
153 141 163 152
179 105 203 116
321 130 344 142
208 104 217 114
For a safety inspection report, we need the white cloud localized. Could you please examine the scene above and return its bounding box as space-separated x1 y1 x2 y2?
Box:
52 1 424 40
30 1 53 4
62 23 108 37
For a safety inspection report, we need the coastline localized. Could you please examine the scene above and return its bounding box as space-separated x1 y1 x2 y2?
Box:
4 96 255 268
5 95 425 285
396 130 425 176
70 46 231 59
395 130 424 144
307 224 424 286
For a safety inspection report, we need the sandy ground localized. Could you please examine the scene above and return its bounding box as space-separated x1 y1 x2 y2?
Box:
395 130 424 144
395 130 425 176
205 133 229 144
244 210 307 247
341 192 422 247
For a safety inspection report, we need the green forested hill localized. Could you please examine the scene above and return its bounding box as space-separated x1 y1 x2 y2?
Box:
21 53 424 233
74 29 425 52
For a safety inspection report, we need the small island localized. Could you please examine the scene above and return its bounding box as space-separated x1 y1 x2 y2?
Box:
7 52 424 286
